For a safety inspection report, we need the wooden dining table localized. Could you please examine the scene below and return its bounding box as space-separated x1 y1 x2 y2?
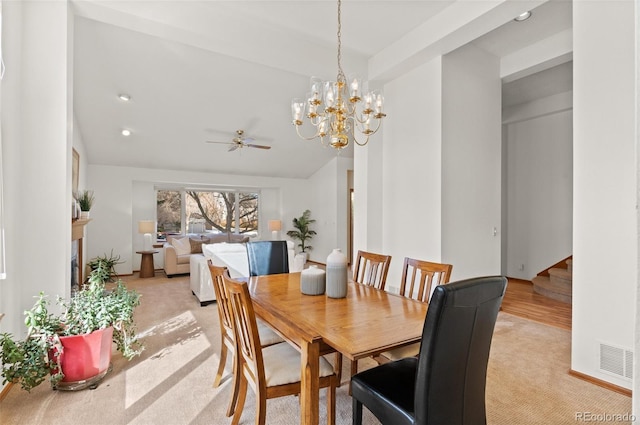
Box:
247 272 428 425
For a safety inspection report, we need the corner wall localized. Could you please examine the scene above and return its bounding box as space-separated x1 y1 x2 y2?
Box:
572 0 636 389
441 44 502 280
306 156 352 264
381 57 443 291
504 97 573 279
0 0 73 354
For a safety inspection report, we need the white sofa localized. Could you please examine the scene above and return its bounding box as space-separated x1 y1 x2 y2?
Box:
189 241 304 306
163 233 248 277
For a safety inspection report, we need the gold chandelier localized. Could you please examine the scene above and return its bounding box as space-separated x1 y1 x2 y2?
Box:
291 0 386 150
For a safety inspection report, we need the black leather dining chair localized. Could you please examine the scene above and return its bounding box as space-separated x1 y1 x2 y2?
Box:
351 275 508 425
246 241 289 276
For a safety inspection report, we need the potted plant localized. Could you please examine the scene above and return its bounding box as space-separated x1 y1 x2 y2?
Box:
286 209 317 261
86 250 122 284
0 260 143 392
75 189 95 219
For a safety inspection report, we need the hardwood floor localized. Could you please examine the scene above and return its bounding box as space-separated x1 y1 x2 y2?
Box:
501 278 572 331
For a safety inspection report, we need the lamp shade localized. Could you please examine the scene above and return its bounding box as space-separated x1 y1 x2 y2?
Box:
268 220 282 232
138 220 155 234
138 220 155 252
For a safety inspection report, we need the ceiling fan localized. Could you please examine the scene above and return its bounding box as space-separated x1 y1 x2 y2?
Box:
206 130 271 152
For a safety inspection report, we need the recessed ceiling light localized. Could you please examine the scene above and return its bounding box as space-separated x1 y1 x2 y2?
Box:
118 94 131 101
121 129 132 136
514 11 532 22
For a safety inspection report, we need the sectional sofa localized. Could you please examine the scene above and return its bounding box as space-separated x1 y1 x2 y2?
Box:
162 233 249 277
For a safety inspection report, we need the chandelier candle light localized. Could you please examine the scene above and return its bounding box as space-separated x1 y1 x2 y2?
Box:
291 0 386 150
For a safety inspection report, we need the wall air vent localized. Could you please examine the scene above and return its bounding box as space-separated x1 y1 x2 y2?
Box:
599 343 633 380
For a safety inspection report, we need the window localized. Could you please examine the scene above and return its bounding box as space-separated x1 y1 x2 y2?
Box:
156 189 259 239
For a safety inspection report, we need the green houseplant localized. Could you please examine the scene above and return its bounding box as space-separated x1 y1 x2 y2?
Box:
286 209 317 255
86 250 122 283
0 259 143 392
75 189 95 218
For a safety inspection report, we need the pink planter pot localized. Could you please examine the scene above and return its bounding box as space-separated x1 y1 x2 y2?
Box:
55 327 113 390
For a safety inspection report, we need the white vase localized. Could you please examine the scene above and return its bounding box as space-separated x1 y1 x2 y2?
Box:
80 210 90 219
326 248 348 298
300 265 326 295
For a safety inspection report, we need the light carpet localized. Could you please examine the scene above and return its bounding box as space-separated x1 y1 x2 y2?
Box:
0 274 632 424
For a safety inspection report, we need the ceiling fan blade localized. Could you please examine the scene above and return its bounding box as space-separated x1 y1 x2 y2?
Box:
245 143 271 150
243 137 255 143
228 144 240 152
206 140 231 145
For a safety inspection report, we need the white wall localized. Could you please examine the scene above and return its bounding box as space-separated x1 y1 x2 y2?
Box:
441 44 502 281
573 0 636 389
87 164 312 275
306 156 352 263
635 0 640 414
381 58 443 291
0 0 73 354
504 105 573 279
352 131 384 264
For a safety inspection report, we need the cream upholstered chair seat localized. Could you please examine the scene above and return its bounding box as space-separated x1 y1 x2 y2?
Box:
257 321 284 347
378 343 420 362
262 342 335 387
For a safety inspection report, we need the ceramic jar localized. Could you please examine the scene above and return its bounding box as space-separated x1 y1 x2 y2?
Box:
300 265 326 295
326 248 348 298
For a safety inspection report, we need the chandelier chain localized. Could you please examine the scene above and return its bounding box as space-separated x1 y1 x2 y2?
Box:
336 0 345 82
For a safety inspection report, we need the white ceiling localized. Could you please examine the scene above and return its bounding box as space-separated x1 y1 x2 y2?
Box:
72 0 572 179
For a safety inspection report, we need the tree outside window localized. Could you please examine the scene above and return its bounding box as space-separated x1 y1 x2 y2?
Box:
157 189 259 237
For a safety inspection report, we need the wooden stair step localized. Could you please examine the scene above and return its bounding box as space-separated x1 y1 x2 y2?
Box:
548 267 572 286
566 258 572 272
532 275 572 304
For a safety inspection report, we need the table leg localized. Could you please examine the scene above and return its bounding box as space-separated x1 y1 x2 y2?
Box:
300 338 320 425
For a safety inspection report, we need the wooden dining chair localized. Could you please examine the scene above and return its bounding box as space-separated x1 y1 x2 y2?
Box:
223 274 338 425
373 258 453 364
347 250 392 381
208 262 284 417
398 257 453 303
352 250 392 290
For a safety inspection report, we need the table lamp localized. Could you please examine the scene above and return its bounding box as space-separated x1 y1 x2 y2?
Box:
138 220 156 251
268 220 282 240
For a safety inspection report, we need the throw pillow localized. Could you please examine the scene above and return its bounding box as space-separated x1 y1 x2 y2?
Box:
189 237 205 254
228 234 250 243
171 236 191 256
205 234 228 244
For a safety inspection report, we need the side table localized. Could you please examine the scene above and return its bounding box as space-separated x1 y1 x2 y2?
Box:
136 250 158 278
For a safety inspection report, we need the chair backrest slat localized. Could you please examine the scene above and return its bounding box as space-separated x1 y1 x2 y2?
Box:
353 250 392 290
208 262 234 339
224 275 266 387
399 258 452 303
